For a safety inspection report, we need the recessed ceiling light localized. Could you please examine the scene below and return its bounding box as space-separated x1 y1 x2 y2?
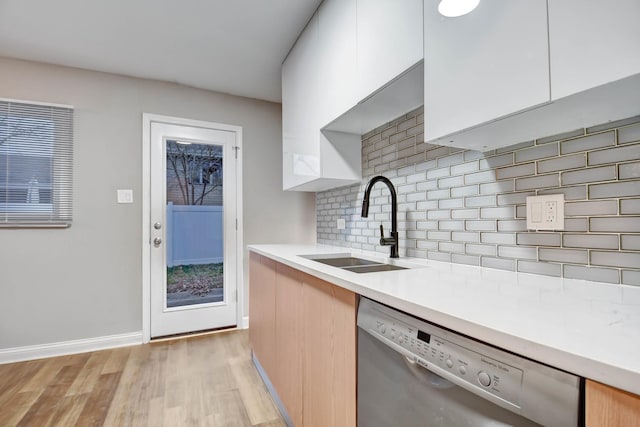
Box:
438 0 480 17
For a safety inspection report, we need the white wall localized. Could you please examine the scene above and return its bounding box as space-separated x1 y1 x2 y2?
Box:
0 56 316 349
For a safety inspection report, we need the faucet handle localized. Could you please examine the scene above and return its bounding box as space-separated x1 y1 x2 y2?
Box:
380 224 385 237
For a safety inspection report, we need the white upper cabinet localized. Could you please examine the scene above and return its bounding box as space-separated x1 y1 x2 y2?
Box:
548 0 640 99
423 0 550 142
356 0 424 101
317 0 358 127
282 14 321 190
282 9 361 192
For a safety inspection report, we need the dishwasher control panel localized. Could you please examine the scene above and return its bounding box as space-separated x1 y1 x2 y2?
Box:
359 300 524 408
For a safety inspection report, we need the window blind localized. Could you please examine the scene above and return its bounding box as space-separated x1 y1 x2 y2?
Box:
0 99 74 227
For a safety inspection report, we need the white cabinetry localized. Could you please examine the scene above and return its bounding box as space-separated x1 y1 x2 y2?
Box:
356 0 424 102
548 0 640 99
317 0 358 127
423 0 640 152
282 14 320 190
282 10 361 192
423 0 549 142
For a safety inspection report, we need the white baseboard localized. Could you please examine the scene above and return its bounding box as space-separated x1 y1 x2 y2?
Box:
241 316 249 329
0 331 143 364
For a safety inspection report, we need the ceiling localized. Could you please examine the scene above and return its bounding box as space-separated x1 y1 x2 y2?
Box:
0 0 322 102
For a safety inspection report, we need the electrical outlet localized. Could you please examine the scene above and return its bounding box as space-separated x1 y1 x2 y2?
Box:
526 194 564 230
337 218 346 230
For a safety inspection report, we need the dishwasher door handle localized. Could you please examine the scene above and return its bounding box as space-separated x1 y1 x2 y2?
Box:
402 355 455 389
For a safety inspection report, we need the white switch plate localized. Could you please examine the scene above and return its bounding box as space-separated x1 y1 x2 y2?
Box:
117 189 133 204
526 194 564 230
337 218 346 230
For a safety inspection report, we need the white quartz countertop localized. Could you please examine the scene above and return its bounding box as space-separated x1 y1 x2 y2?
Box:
248 243 640 396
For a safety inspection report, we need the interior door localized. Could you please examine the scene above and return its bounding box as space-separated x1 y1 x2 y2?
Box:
150 121 237 338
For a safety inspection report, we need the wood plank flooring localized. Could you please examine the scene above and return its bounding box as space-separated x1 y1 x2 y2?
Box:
0 330 285 426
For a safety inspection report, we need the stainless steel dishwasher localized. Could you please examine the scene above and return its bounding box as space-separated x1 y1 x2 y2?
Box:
357 297 583 427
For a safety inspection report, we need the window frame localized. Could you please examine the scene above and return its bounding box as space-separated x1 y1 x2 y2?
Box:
0 98 74 228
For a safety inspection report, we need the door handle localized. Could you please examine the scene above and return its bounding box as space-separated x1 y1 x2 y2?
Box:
153 237 162 247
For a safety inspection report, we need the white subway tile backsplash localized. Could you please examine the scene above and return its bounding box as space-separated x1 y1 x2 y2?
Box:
482 257 516 271
588 143 640 166
561 165 617 185
498 246 537 259
591 251 640 269
563 234 619 250
466 195 497 207
451 161 479 175
515 143 559 162
479 206 515 219
619 161 640 180
589 180 640 199
590 216 640 232
479 153 514 170
563 265 619 284
452 254 480 266
539 248 589 264
516 233 562 247
538 185 587 200
564 200 618 216
618 123 640 145
466 243 497 256
480 180 515 195
466 170 497 184
621 235 640 251
481 232 517 245
496 163 536 179
620 198 640 215
515 174 560 191
451 185 479 198
452 231 481 243
466 220 497 231
537 153 586 173
317 108 640 285
517 261 562 277
561 131 615 155
451 208 480 219
622 270 640 286
563 218 589 232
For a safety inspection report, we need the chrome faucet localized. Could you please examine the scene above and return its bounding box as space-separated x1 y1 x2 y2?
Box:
361 175 399 258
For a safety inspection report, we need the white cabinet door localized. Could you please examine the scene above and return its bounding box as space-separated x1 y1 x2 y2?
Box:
423 0 549 141
548 0 640 100
356 0 423 102
282 14 320 190
317 0 358 127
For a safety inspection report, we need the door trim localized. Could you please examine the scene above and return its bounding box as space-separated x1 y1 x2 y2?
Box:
142 113 243 343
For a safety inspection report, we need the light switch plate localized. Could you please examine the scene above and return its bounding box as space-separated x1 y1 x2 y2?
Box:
117 189 133 204
526 194 564 230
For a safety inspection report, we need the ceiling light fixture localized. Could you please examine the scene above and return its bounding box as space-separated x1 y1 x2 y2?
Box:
438 0 480 17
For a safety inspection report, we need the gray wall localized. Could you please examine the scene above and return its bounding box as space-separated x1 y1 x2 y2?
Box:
0 56 315 349
317 107 640 285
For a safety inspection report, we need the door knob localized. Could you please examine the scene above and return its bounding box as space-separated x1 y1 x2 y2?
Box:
153 237 162 246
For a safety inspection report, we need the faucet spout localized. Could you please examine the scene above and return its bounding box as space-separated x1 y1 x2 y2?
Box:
361 175 399 258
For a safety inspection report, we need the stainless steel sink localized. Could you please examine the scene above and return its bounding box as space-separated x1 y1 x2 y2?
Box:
341 264 407 273
300 254 409 274
309 257 381 268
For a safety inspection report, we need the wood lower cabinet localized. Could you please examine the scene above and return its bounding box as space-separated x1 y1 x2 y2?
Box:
303 275 357 427
586 380 640 427
249 253 277 379
274 263 304 427
249 253 357 427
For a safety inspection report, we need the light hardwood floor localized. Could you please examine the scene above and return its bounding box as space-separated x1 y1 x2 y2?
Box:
0 330 285 427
